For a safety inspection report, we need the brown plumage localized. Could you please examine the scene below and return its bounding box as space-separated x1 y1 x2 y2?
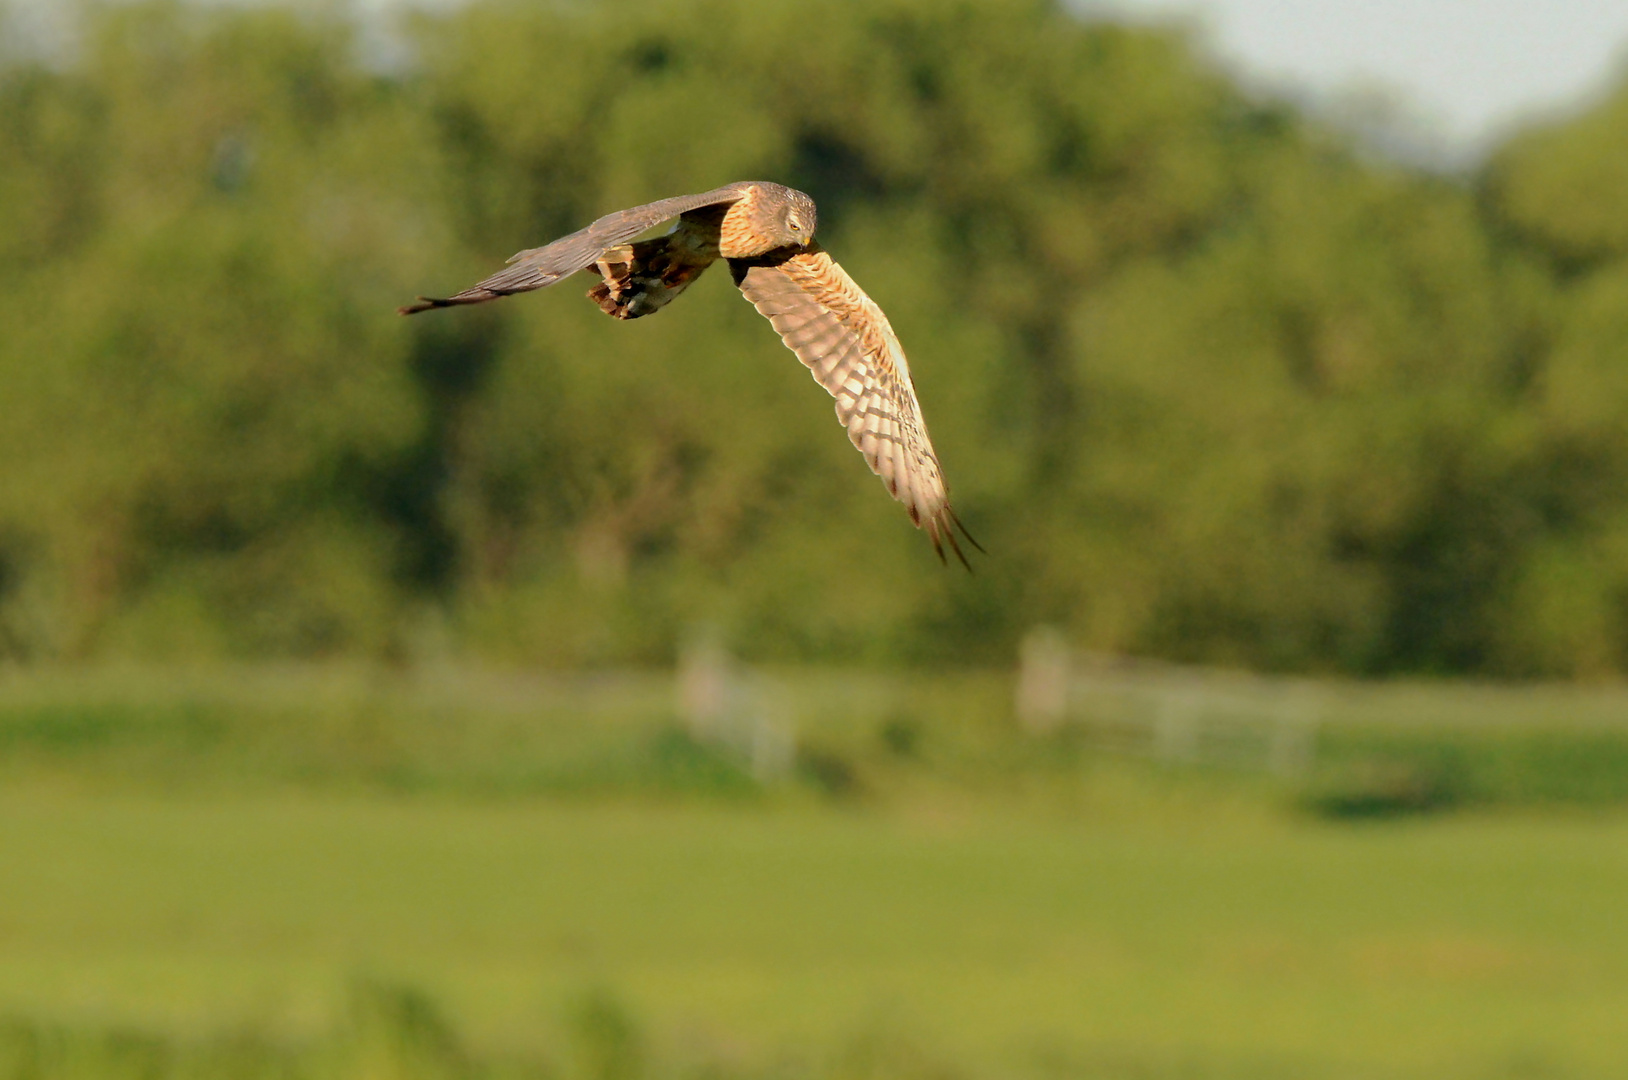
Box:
400 181 980 566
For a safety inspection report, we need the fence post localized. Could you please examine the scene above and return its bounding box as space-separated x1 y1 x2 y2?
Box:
676 627 796 782
1017 626 1072 732
677 626 730 741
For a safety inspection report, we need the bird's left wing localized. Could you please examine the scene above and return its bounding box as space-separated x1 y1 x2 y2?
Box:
400 184 751 314
731 245 978 566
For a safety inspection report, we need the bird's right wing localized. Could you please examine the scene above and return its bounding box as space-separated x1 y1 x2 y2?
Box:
731 244 979 566
399 183 752 314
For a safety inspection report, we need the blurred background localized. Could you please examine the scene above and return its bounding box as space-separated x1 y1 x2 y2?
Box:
3 0 1628 1077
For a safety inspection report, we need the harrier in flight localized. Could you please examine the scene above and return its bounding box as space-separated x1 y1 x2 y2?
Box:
400 181 979 566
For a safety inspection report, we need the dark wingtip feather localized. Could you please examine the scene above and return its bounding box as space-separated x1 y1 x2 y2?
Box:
399 282 535 316
929 509 975 572
944 519 973 572
398 296 455 316
949 509 985 555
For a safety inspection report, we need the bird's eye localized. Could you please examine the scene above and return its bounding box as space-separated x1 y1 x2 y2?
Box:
787 215 802 231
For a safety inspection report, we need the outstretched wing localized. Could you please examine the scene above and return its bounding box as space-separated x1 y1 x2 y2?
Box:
399 183 751 314
731 245 979 566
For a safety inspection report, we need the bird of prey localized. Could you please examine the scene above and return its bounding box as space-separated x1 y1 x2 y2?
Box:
400 181 979 566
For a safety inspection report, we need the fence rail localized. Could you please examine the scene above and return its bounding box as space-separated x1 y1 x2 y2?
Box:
1017 627 1326 776
11 636 1619 787
669 626 1628 782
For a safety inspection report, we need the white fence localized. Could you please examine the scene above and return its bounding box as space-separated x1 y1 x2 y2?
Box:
1016 627 1323 776
676 626 1326 783
676 629 796 781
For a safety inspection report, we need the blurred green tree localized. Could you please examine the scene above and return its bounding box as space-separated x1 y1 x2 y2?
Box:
2 0 1627 676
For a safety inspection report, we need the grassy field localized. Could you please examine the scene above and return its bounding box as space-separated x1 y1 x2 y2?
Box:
2 665 1627 1078
4 789 1627 1078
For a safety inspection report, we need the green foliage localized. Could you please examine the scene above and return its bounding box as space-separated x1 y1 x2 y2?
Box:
0 982 485 1080
1306 727 1628 817
5 0 1628 673
0 666 770 797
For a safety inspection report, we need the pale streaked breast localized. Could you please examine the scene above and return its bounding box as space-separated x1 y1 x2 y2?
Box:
718 189 779 259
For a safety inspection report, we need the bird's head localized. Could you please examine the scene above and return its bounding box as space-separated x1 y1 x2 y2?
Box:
777 189 818 249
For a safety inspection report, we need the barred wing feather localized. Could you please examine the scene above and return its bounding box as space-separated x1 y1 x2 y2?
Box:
732 246 976 565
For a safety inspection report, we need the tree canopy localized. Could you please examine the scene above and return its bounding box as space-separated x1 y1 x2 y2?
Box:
3 0 1628 676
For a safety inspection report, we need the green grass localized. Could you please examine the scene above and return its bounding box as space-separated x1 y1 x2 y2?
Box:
3 664 1628 1077
1 787 1627 1078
